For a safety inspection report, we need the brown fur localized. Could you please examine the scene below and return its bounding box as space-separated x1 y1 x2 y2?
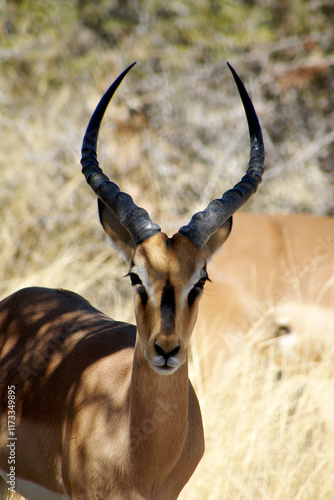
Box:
194 212 334 373
0 282 204 499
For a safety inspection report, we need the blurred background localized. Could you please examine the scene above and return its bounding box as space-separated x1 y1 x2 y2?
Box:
1 1 334 499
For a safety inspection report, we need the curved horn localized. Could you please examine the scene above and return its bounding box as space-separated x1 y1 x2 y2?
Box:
179 63 265 248
81 62 161 245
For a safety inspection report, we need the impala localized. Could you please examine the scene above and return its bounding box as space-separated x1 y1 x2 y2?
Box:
0 62 264 500
195 211 334 369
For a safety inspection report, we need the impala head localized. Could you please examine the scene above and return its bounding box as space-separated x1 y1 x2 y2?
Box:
81 62 264 375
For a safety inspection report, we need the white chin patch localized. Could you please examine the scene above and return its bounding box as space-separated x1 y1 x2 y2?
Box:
151 362 180 375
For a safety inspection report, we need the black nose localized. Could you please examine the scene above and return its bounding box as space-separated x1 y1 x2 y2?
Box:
154 341 180 360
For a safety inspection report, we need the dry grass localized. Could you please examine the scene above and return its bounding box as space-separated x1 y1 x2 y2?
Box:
1 1 334 499
183 344 334 500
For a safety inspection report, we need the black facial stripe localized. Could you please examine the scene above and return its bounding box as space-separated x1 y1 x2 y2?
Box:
160 281 175 334
188 288 201 308
138 287 148 308
188 267 207 308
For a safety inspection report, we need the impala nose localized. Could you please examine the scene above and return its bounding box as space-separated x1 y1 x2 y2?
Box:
152 334 181 370
154 341 180 360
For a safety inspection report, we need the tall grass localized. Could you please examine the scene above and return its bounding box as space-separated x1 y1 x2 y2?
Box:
182 339 334 499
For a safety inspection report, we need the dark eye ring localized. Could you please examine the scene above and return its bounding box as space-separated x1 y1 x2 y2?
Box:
194 276 208 289
128 273 142 287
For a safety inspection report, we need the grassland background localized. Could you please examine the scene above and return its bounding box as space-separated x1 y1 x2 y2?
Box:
0 1 334 499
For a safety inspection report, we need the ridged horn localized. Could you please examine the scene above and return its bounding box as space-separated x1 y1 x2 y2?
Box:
179 63 265 248
81 62 161 245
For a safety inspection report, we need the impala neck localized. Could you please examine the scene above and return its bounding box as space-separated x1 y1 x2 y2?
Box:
129 337 189 480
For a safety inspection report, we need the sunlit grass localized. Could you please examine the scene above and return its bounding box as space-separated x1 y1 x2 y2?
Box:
183 337 334 499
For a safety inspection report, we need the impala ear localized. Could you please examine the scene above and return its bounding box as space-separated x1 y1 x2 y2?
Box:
98 198 136 261
201 216 232 261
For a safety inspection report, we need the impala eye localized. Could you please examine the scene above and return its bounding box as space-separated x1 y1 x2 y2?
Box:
188 274 209 308
194 276 208 289
128 273 142 287
127 272 148 307
195 271 210 289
